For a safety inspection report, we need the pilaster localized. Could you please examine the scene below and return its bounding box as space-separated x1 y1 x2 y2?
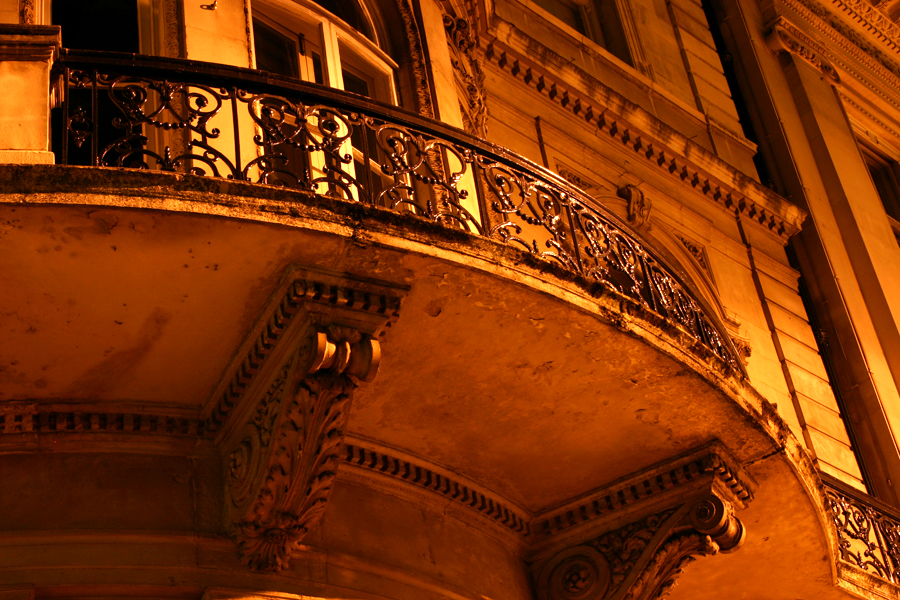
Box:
0 24 59 164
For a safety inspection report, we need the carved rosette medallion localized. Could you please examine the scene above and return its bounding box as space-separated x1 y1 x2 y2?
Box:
539 546 612 600
534 493 744 600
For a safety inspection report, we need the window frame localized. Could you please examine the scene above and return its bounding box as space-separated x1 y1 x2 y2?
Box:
251 0 403 203
251 0 398 103
860 142 900 244
516 0 648 74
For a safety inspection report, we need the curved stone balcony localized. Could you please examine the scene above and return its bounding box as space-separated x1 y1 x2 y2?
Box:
52 50 742 373
0 50 845 600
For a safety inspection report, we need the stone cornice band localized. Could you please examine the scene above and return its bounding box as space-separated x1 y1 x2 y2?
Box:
482 38 805 240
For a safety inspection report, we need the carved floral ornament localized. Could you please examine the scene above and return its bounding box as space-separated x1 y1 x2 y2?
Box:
534 494 745 600
443 12 488 137
767 18 841 84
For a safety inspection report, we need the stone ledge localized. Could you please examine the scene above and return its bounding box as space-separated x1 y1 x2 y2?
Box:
0 150 55 164
0 24 60 61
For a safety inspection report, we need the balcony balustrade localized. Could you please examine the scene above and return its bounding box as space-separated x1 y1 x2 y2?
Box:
825 477 900 585
51 50 743 373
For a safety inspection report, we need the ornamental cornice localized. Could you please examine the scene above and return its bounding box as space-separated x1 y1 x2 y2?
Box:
767 17 842 82
526 450 749 600
770 1 900 143
825 0 900 54
343 443 532 536
839 89 900 141
531 494 744 600
483 38 806 241
202 267 403 436
782 0 900 98
528 445 754 549
339 441 754 552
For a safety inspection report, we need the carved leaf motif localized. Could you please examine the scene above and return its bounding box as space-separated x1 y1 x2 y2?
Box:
619 533 718 600
443 14 488 137
20 0 35 24
234 369 355 572
250 364 291 447
590 509 677 597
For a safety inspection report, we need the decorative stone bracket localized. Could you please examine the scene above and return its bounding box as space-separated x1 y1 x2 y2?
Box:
534 494 743 600
206 267 406 572
529 447 753 600
618 184 651 230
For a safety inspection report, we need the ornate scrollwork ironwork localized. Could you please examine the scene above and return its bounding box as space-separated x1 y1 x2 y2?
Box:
54 52 743 373
825 483 900 583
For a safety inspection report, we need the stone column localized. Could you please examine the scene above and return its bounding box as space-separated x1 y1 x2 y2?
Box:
0 24 59 164
735 5 900 500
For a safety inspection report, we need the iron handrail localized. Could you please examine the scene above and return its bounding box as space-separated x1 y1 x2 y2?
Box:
824 475 900 584
51 50 744 374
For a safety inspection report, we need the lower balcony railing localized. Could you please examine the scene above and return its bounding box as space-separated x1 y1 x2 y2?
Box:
825 476 900 585
51 50 742 373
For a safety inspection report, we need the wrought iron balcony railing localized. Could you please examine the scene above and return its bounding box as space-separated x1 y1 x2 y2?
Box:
51 50 743 373
825 476 900 584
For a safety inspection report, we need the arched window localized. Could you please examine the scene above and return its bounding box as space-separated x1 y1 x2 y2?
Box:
251 0 400 200
252 0 397 104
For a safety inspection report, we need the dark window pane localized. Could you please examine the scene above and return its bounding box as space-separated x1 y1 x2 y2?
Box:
53 0 139 53
342 70 371 98
595 1 632 65
531 0 587 36
311 52 324 85
253 19 299 79
311 0 376 42
864 151 900 222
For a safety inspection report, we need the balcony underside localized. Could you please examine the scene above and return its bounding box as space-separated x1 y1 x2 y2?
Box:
0 166 846 600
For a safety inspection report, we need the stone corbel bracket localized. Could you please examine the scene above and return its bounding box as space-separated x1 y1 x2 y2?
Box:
618 184 651 231
767 17 841 84
203 266 407 572
529 445 754 600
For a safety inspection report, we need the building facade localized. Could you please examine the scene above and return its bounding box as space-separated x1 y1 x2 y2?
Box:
2 0 900 599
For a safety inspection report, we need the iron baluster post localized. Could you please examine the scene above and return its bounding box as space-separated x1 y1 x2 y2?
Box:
230 87 242 179
360 115 374 204
886 517 900 581
91 69 98 166
564 196 583 276
642 254 657 313
301 124 312 191
61 67 69 165
473 154 491 234
872 511 894 582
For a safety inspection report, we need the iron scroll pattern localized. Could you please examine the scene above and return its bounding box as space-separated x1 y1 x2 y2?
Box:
53 54 740 373
825 483 900 583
